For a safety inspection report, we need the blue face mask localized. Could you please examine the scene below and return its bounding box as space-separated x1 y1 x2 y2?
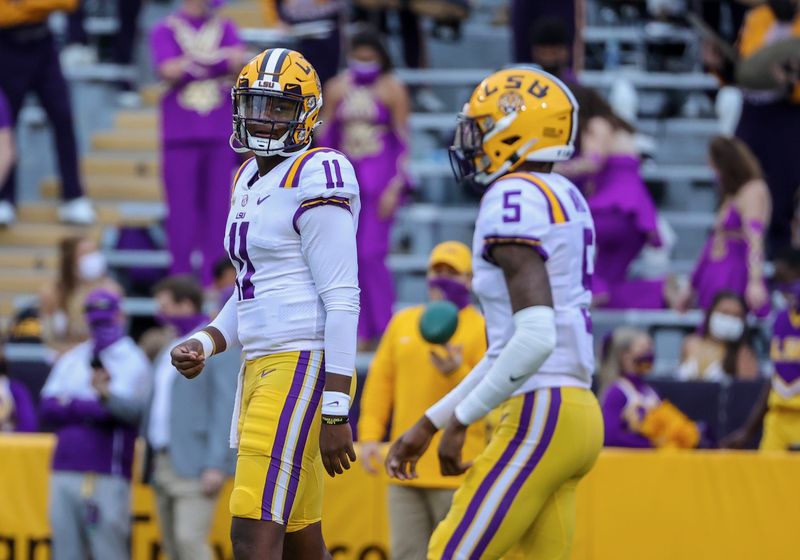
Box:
349 59 382 85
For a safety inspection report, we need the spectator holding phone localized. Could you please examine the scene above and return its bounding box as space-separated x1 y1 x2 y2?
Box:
40 289 149 560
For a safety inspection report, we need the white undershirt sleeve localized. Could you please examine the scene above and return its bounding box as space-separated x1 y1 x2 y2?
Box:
203 291 240 354
425 356 493 429
298 204 360 377
454 306 556 425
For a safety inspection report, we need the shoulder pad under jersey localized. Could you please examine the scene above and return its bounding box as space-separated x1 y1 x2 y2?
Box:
279 148 360 203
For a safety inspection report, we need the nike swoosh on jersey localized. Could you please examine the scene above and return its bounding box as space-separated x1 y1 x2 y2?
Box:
323 401 340 407
260 368 276 378
509 374 528 382
257 194 271 205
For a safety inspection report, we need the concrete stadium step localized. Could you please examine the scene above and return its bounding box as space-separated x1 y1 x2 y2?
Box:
18 202 162 228
0 270 55 293
82 153 159 178
0 223 102 247
221 2 269 28
0 249 57 270
92 130 158 151
40 176 162 202
115 110 158 131
140 84 165 107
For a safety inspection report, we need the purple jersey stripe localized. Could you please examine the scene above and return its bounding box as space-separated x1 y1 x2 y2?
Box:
281 356 327 521
470 388 563 558
292 196 352 234
261 351 311 521
442 392 536 558
238 222 256 299
482 235 549 264
226 223 244 300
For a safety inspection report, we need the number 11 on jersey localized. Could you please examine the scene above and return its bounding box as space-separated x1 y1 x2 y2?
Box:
228 222 256 300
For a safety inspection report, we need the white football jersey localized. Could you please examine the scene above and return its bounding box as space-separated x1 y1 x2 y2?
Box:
472 171 595 393
225 148 360 359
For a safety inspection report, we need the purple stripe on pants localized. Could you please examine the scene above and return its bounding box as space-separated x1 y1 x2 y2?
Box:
281 357 327 521
442 392 536 558
470 388 563 558
261 351 311 521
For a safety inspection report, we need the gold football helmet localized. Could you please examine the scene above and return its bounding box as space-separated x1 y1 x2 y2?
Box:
449 67 578 188
231 48 322 156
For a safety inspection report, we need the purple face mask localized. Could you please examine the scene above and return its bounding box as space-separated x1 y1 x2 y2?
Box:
157 313 208 337
85 289 124 353
778 280 800 310
428 277 470 310
349 59 382 85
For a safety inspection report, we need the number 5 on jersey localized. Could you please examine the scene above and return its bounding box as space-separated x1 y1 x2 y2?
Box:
228 222 256 300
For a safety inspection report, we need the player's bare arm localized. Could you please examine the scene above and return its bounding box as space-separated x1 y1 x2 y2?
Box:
439 243 553 476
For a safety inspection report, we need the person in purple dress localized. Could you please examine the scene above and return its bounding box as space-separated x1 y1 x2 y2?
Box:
150 0 247 286
318 27 411 349
557 88 670 309
0 347 38 432
600 327 661 448
678 136 772 317
40 289 150 559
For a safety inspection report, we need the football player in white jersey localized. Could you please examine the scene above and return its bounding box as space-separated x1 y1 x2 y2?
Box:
170 48 360 559
386 67 604 559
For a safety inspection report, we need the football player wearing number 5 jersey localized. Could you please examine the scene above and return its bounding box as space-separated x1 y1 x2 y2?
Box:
386 67 604 559
170 49 360 559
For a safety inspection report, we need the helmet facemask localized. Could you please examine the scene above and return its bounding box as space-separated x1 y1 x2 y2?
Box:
449 114 492 192
231 85 319 157
449 111 531 191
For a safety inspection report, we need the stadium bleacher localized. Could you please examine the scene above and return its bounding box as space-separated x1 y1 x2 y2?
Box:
3 0 742 374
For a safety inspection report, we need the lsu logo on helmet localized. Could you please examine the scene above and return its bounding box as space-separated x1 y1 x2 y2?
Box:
449 67 578 188
231 48 323 157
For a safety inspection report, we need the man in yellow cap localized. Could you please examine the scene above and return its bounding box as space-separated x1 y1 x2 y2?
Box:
358 240 487 560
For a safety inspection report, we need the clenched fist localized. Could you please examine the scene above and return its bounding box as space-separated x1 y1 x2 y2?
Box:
170 338 206 379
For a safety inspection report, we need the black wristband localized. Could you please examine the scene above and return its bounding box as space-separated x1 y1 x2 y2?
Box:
321 414 349 426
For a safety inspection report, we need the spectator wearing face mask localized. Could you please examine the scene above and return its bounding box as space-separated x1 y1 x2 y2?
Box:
600 328 660 448
0 346 38 432
358 241 487 560
40 236 122 350
724 248 800 450
145 275 238 560
678 137 771 317
318 27 411 349
40 289 150 560
678 291 760 382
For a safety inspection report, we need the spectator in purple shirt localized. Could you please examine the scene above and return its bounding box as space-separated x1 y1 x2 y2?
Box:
600 327 661 448
0 348 37 432
40 289 150 560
